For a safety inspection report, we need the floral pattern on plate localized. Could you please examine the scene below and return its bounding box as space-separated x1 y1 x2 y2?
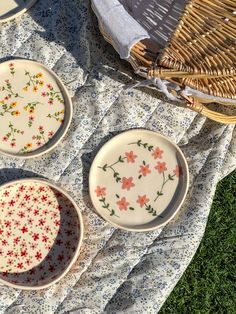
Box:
0 60 69 156
89 130 188 231
0 181 81 287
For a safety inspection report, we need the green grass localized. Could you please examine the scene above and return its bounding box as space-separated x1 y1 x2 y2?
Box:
159 171 236 314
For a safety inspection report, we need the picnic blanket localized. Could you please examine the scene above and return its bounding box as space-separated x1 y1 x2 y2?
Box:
0 0 235 313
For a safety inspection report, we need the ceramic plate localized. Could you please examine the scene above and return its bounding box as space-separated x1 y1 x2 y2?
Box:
0 0 37 23
89 129 189 232
0 178 83 290
0 59 72 158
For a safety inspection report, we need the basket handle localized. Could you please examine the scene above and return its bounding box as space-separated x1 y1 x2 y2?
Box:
180 93 236 124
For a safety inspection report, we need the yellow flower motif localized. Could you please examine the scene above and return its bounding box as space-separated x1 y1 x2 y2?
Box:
10 101 17 107
39 80 44 86
11 110 20 116
36 73 43 78
60 109 65 114
0 100 4 105
23 106 28 111
33 86 38 92
23 86 28 92
26 143 32 149
59 118 64 123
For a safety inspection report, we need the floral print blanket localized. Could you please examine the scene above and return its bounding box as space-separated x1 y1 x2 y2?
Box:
0 0 235 313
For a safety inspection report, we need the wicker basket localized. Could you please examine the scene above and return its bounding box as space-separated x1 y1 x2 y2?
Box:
92 0 236 124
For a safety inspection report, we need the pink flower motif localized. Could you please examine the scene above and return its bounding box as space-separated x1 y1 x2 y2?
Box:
155 162 167 174
173 165 183 177
4 191 9 197
2 136 8 142
35 251 42 260
10 142 16 147
125 151 137 163
47 83 53 90
95 186 106 197
5 220 11 227
41 195 47 202
39 219 45 226
48 131 54 138
48 99 53 105
32 233 39 241
18 211 25 218
7 231 12 237
116 197 130 211
9 63 14 67
42 235 49 243
8 200 15 207
24 194 30 201
29 116 34 121
139 165 151 176
34 209 39 216
17 262 23 269
19 185 26 192
21 250 27 257
38 125 44 132
136 195 149 208
41 92 46 97
152 147 164 159
121 177 135 191
36 141 41 146
13 237 20 244
21 226 28 233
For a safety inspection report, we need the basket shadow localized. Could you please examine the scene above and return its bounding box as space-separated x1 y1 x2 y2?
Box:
119 0 187 47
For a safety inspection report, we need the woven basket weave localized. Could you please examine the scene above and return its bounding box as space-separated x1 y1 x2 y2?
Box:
93 0 236 124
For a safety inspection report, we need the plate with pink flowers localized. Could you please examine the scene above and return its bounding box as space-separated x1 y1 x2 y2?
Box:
0 178 83 290
89 129 189 232
0 0 38 23
0 59 72 158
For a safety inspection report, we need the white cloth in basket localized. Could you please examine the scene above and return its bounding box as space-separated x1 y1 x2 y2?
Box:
92 0 187 58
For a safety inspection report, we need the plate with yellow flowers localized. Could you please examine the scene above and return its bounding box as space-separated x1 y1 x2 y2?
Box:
0 59 72 158
0 0 38 23
89 129 189 232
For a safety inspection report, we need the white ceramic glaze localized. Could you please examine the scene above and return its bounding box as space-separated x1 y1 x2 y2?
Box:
0 59 72 158
0 0 38 23
0 178 83 290
89 129 189 232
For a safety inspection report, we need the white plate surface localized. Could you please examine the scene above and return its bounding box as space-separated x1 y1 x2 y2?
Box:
0 0 37 22
0 59 72 158
89 129 189 232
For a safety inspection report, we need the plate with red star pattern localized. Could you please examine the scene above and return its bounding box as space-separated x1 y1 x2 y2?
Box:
0 178 83 290
89 129 189 232
0 0 38 23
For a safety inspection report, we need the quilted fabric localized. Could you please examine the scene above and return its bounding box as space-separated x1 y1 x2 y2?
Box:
0 0 235 313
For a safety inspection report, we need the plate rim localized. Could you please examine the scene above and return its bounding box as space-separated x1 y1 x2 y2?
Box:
89 129 189 232
0 177 84 290
0 58 73 159
0 0 38 23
